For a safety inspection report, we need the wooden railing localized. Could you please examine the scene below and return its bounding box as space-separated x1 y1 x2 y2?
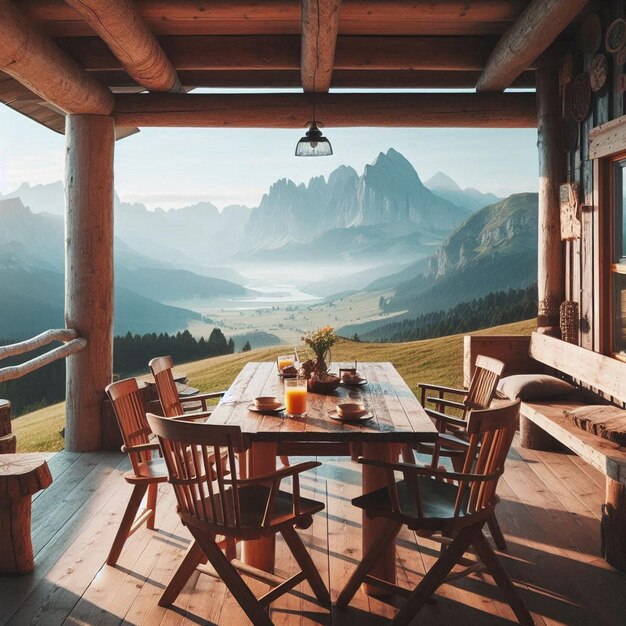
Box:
0 329 87 383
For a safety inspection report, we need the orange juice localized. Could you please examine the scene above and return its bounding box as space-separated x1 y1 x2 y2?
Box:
285 379 307 416
285 389 307 415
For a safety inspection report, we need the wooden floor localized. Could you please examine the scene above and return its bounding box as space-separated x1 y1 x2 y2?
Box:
2 438 626 626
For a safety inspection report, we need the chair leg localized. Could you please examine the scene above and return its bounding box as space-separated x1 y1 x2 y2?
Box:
280 525 330 605
106 483 148 566
336 520 402 607
194 530 274 626
487 512 507 551
472 531 535 626
391 524 480 626
160 540 206 606
146 482 158 531
280 455 290 466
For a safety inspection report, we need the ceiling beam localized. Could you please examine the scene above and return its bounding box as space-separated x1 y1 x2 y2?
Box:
91 69 536 90
58 35 499 71
0 0 113 114
63 0 183 92
24 0 527 36
113 92 537 128
477 0 588 92
301 0 342 92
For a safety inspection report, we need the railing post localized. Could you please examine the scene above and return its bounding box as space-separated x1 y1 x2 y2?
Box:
536 66 566 336
64 114 115 452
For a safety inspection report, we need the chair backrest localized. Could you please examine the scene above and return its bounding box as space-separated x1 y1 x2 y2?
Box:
454 399 519 518
105 378 153 474
149 355 184 417
464 355 505 410
147 412 247 531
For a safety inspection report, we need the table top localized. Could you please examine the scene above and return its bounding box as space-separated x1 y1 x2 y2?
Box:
208 361 437 444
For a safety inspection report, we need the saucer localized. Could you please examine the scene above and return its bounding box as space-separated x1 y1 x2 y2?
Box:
247 403 285 414
328 410 374 422
341 378 368 387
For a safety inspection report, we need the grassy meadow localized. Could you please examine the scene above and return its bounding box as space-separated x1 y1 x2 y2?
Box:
11 318 535 452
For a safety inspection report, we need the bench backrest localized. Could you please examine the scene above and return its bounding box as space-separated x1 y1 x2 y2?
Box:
529 332 626 405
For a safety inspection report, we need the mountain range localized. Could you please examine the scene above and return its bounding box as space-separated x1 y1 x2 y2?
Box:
1 147 528 341
339 192 538 337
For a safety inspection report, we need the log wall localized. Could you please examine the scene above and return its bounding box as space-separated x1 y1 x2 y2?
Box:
565 2 624 353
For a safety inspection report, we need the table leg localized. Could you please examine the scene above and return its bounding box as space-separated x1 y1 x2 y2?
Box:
241 442 277 573
361 442 398 596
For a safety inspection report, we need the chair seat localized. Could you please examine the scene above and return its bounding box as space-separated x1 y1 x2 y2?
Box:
352 478 469 531
125 458 169 484
186 485 324 537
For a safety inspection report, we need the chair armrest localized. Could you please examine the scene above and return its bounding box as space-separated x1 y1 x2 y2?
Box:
357 457 497 483
418 382 468 396
121 442 160 454
181 391 226 402
426 397 466 411
232 461 321 486
425 407 468 429
170 409 215 421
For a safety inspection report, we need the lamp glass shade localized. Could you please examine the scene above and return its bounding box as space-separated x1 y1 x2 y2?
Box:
295 122 333 157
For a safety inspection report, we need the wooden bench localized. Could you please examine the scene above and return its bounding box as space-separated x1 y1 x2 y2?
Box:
464 332 626 571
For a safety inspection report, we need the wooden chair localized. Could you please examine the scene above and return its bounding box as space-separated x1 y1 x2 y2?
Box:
105 378 168 566
149 355 226 418
146 413 330 626
337 400 534 626
409 354 507 549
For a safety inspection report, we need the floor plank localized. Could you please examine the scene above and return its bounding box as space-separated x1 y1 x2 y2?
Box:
1 444 625 626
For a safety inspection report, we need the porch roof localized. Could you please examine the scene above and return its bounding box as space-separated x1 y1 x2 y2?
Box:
0 0 589 133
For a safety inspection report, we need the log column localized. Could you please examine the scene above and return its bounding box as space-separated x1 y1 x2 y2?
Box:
536 66 565 336
65 115 115 452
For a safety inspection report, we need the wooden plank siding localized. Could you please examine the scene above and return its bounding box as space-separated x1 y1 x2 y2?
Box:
565 2 624 354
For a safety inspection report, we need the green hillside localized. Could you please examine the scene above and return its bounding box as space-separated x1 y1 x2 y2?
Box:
11 318 535 453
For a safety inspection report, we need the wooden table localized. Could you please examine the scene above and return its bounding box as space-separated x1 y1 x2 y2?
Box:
0 454 52 573
209 361 437 594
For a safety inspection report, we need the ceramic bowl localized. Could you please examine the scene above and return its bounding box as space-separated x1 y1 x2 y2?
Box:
337 402 367 418
255 396 281 410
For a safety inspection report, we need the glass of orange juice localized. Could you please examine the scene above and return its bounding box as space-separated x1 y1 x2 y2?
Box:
277 354 295 374
284 378 307 417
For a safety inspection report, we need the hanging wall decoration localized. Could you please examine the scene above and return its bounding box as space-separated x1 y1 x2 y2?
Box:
606 18 626 54
569 73 592 122
561 117 579 153
590 53 609 92
560 182 582 240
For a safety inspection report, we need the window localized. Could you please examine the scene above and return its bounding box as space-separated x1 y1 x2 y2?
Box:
611 158 626 357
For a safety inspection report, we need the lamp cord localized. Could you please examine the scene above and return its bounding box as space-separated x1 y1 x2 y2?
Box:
313 0 320 122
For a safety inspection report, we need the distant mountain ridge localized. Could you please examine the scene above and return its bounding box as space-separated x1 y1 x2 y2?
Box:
243 149 470 251
2 149 478 267
425 172 500 212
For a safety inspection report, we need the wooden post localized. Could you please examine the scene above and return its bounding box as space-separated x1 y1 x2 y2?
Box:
65 115 115 452
0 400 16 454
602 477 626 571
536 66 565 336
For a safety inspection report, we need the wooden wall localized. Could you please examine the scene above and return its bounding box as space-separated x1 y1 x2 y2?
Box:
565 2 624 353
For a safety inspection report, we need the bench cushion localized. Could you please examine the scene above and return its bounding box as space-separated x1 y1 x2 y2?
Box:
564 405 626 446
497 374 575 401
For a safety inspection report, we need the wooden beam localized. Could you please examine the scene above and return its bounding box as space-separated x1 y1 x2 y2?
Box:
301 0 342 92
65 114 115 452
58 35 497 71
24 1 528 36
589 116 626 160
113 92 537 128
92 68 536 90
536 67 565 335
64 0 183 92
0 0 113 114
477 0 588 92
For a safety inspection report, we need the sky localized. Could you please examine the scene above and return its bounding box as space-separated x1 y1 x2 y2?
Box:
0 102 539 211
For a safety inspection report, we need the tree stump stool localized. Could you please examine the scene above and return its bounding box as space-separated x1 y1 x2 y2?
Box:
0 400 16 454
0 454 52 573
